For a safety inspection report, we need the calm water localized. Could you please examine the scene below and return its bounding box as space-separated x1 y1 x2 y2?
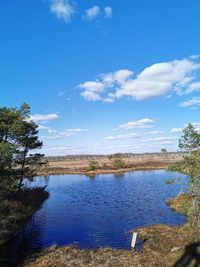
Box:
5 170 187 265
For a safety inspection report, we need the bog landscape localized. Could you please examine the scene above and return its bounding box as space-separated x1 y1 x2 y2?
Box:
1 1 200 267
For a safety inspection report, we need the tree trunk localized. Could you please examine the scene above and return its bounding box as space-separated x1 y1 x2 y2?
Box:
17 148 27 191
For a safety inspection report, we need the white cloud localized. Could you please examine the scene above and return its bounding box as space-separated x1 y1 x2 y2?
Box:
106 132 140 141
78 57 200 102
49 145 79 150
80 81 105 101
30 113 59 123
171 128 183 133
83 6 100 21
104 6 113 18
44 144 83 155
185 82 200 94
147 136 178 142
38 125 58 134
149 130 163 135
44 128 87 140
179 97 200 107
118 118 155 130
49 0 76 22
158 141 174 145
171 123 200 134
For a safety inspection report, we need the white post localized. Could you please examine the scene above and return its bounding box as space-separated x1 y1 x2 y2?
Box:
131 232 138 249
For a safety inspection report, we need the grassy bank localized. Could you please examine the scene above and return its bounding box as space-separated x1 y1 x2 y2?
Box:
22 224 199 267
38 152 183 176
22 193 200 267
0 187 49 266
37 163 169 176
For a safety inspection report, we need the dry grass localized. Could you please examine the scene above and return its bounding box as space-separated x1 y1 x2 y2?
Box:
22 223 199 267
37 153 184 176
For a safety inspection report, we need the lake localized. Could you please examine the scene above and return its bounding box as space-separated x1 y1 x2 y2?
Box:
6 170 187 265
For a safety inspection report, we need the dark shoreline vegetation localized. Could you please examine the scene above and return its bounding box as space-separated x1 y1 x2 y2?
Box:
0 187 49 267
0 104 49 266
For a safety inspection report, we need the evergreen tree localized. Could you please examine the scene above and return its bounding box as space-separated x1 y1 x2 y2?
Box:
0 103 44 190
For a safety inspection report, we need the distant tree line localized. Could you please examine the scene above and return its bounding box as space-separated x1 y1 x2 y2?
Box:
45 152 185 162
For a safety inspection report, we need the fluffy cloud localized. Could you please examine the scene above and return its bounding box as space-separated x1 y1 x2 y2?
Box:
83 6 100 21
118 118 155 130
185 82 200 94
106 132 140 141
104 6 113 18
49 0 76 22
49 145 79 150
44 128 87 140
48 2 113 23
171 127 183 133
30 113 59 123
45 144 83 155
179 97 200 107
171 123 200 134
79 57 200 102
38 125 58 134
80 81 105 101
147 136 178 142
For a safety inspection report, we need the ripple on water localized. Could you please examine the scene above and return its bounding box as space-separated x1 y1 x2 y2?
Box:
6 170 187 265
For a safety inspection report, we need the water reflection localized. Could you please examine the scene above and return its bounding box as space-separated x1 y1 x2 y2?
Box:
1 214 45 266
113 173 125 179
86 174 96 179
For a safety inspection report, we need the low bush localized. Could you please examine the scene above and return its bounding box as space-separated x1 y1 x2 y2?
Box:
112 158 126 169
87 161 99 171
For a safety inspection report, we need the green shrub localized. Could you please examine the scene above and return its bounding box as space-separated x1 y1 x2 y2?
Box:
112 158 126 169
87 161 99 171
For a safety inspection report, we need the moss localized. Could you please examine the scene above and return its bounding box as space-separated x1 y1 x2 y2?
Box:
166 193 192 216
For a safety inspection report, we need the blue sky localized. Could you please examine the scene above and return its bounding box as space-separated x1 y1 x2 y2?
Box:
1 0 200 155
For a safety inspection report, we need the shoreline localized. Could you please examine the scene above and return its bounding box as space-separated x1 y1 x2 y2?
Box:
0 187 49 266
38 152 184 176
37 164 168 176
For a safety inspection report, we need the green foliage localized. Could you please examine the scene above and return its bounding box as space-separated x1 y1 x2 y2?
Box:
0 142 16 173
165 178 175 184
112 158 126 169
161 148 167 153
87 160 99 171
0 103 44 190
179 123 200 153
166 194 192 216
169 123 200 231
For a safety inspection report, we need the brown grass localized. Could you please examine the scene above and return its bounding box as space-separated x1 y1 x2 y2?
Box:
38 153 182 176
